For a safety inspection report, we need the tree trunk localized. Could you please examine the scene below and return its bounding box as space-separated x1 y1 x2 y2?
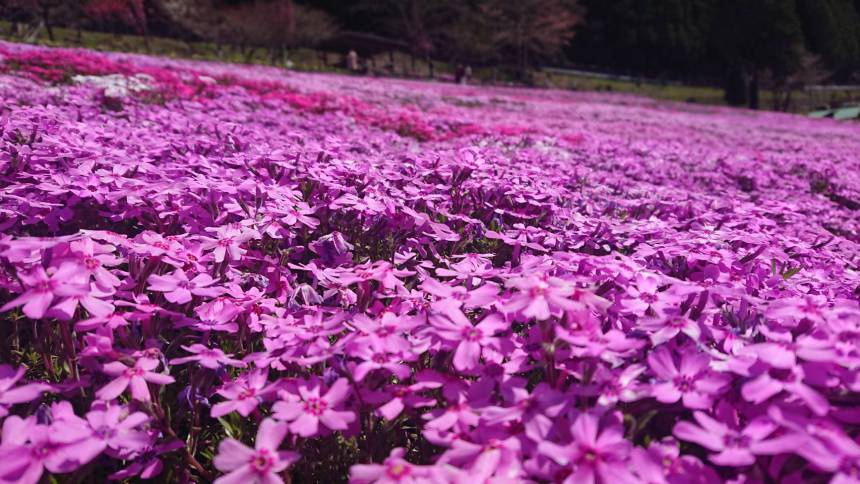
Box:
748 69 760 110
723 68 747 106
42 7 54 42
782 89 793 112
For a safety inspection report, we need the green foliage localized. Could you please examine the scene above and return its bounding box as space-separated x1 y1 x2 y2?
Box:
797 0 860 74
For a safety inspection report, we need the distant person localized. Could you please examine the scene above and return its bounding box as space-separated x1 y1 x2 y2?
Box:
347 49 359 72
455 64 465 84
463 65 472 85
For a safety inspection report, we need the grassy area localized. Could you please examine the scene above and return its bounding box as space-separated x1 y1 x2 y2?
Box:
545 70 860 113
1 20 857 113
544 71 727 105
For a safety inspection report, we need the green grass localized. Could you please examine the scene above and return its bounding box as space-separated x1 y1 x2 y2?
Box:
544 70 860 113
544 71 726 105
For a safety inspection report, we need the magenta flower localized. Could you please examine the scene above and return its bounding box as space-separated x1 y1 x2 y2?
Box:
50 400 150 465
97 357 175 402
347 312 420 353
211 369 278 418
373 379 442 421
504 274 580 320
621 272 662 315
431 310 507 371
638 313 701 346
281 202 319 229
765 296 827 326
213 419 299 484
741 365 830 416
170 344 247 370
537 412 634 483
648 346 728 409
201 226 257 263
438 434 523 481
481 383 566 441
421 277 499 313
435 253 496 280
0 365 52 417
147 268 223 304
589 364 647 407
272 377 355 437
48 281 115 320
673 411 801 466
1 263 89 319
193 296 242 332
351 447 431 483
69 237 122 290
346 337 413 382
109 439 184 481
0 416 88 484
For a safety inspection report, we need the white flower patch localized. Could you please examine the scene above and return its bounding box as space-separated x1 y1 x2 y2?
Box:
72 73 154 98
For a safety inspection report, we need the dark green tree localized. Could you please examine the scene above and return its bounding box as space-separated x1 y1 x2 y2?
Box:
711 0 805 109
796 0 860 78
569 0 714 77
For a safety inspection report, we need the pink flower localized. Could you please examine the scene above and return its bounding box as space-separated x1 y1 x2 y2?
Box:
170 344 247 370
504 274 606 321
346 337 413 382
193 296 242 332
621 272 663 315
272 377 355 437
648 346 728 410
201 226 258 263
421 277 499 314
765 296 828 327
537 412 635 484
373 378 442 421
482 383 566 441
69 237 122 290
97 357 175 402
673 411 801 466
48 281 115 320
50 400 150 466
213 419 299 484
638 313 701 346
504 275 580 320
0 365 52 418
431 310 507 372
0 415 89 484
1 263 89 319
350 447 430 483
211 369 277 418
147 268 223 304
109 439 184 481
281 202 319 229
741 365 830 416
438 434 523 481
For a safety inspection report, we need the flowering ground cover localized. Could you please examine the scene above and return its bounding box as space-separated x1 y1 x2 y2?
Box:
1 40 860 483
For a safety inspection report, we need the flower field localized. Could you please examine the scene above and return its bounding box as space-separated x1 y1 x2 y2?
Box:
1 41 860 483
